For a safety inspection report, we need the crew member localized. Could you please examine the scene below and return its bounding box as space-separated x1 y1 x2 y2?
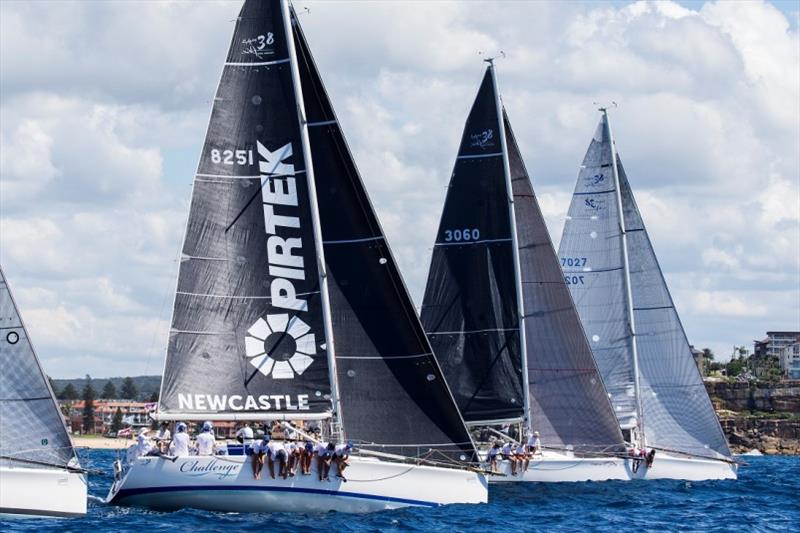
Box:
127 428 154 462
251 434 270 480
316 441 335 481
487 442 501 473
196 421 217 456
302 438 315 475
285 441 300 477
155 422 172 454
333 442 353 481
514 441 527 475
236 423 254 446
169 422 191 457
268 439 288 479
501 441 516 475
527 431 542 455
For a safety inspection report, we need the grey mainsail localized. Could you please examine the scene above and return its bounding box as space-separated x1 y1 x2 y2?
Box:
505 114 625 454
0 265 78 470
420 67 523 425
157 0 476 462
558 111 731 459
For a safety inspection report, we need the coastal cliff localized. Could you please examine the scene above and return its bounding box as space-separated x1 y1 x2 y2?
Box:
705 380 800 455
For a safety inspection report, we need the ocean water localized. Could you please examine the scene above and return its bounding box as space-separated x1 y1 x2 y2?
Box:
2 451 797 532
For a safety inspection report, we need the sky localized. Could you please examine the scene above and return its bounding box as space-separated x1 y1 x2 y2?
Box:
1 0 798 379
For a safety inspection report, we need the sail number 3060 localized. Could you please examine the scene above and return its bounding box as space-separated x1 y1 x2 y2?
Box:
443 228 480 242
210 149 254 166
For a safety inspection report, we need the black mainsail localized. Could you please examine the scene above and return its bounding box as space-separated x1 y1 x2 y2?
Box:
421 65 625 454
158 0 476 462
0 265 80 472
420 67 523 425
558 110 731 460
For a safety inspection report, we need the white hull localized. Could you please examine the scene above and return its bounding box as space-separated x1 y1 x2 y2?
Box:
484 450 737 482
0 465 87 517
628 451 738 480
486 451 630 483
107 454 487 513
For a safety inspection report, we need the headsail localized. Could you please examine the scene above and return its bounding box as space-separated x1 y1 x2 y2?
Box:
0 266 78 470
292 8 477 461
558 112 731 459
159 0 331 420
420 67 524 424
505 115 625 454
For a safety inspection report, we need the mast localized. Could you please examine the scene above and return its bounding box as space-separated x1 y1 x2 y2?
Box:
489 60 531 432
281 0 344 440
604 108 644 447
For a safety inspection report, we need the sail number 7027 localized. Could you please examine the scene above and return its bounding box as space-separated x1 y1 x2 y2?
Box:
564 275 585 285
443 228 480 242
210 148 254 166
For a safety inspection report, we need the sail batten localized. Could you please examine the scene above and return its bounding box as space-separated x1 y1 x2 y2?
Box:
558 112 731 459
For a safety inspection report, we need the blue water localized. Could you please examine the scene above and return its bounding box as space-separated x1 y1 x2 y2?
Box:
2 450 798 532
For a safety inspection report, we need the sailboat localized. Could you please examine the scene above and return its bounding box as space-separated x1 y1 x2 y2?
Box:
0 265 88 517
105 0 487 513
420 63 632 482
557 109 738 480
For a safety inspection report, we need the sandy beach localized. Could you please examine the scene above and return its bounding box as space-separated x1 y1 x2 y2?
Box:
72 436 132 449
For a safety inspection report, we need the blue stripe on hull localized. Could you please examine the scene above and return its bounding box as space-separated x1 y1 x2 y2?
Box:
113 484 438 508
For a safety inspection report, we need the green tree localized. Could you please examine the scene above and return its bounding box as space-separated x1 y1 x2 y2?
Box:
110 407 123 433
101 380 117 399
81 375 96 434
120 377 137 400
47 375 59 397
59 383 79 401
148 391 158 403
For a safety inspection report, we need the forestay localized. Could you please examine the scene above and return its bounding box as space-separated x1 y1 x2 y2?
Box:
420 68 523 424
558 113 731 459
159 0 330 420
0 266 78 470
504 115 625 454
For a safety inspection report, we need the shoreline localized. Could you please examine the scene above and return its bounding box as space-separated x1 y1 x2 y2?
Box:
72 436 132 449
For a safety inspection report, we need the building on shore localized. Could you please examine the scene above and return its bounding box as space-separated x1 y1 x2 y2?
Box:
64 399 152 435
780 339 800 380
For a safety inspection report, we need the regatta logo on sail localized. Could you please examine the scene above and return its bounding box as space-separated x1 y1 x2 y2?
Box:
241 33 275 59
470 129 495 149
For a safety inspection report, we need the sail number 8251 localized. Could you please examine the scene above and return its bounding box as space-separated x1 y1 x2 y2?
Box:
444 228 480 242
210 149 254 166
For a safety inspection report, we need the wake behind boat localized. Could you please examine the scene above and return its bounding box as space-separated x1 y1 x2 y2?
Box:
558 109 738 480
107 0 487 513
0 266 88 517
420 63 631 483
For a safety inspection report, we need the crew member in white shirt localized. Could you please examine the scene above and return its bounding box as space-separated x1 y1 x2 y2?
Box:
316 441 335 481
333 442 353 481
155 422 172 454
527 431 542 455
500 441 517 475
169 422 191 457
487 442 501 473
268 440 288 479
127 428 154 462
236 423 254 446
250 435 269 479
196 421 217 456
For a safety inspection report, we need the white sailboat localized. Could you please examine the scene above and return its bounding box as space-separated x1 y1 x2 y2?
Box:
106 0 487 513
558 109 738 480
420 62 633 483
0 265 88 517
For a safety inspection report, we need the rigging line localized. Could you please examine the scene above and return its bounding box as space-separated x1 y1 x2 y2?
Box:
176 290 320 299
225 58 290 67
434 238 512 247
456 152 503 160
